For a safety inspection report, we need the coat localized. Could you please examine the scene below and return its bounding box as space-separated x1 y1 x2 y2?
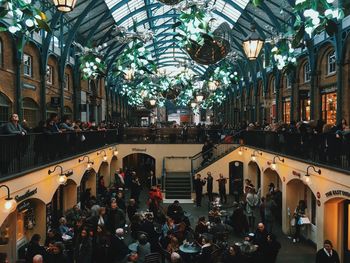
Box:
75 237 93 263
315 248 340 263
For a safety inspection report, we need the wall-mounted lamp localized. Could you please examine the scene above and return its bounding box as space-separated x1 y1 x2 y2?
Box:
48 165 73 185
0 185 16 213
251 150 262 162
270 156 284 171
97 150 107 162
79 156 94 169
304 165 321 183
238 146 247 156
110 147 118 157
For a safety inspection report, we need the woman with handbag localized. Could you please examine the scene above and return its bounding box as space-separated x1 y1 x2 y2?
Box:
293 200 306 243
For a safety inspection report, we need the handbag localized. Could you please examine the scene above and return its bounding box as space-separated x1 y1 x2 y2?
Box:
298 216 311 225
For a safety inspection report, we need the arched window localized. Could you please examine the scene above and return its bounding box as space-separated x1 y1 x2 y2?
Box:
327 50 336 75
64 106 73 119
304 62 311 83
22 98 39 128
0 92 11 125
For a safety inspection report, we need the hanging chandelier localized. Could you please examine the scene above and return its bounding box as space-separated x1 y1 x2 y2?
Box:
242 24 265 60
208 80 220 91
53 0 77 12
187 36 230 65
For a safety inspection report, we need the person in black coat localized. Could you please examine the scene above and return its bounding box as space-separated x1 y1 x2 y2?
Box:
107 199 126 234
25 234 47 263
222 245 242 263
206 172 214 202
74 228 93 263
46 242 68 263
252 223 269 254
265 234 281 263
197 237 214 263
130 174 142 206
315 240 340 263
109 228 129 263
194 174 206 207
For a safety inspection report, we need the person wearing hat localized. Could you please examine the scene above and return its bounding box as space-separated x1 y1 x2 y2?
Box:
109 228 129 263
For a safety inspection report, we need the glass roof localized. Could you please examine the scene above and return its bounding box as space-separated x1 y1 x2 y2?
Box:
104 0 250 74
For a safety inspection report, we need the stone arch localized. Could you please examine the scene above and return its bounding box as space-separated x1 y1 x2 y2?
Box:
98 161 110 191
22 97 40 129
62 179 77 212
324 197 350 262
122 153 155 185
262 167 282 197
0 92 12 125
80 168 97 198
247 161 261 190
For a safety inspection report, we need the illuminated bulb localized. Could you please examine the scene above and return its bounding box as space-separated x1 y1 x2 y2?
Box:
149 99 156 106
271 162 277 170
103 155 107 162
251 155 257 162
57 175 67 185
114 150 118 156
238 149 243 156
196 95 204 102
3 199 17 213
305 176 310 183
87 163 92 169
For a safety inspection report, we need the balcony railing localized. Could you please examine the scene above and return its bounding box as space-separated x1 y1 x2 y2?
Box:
0 130 120 179
240 130 350 172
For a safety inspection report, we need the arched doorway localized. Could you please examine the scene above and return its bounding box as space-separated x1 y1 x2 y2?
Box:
123 153 155 185
229 161 243 202
80 169 97 197
0 92 11 125
98 161 109 193
247 161 261 190
262 168 282 196
62 179 77 212
110 156 118 186
286 179 317 243
324 198 350 262
16 198 46 260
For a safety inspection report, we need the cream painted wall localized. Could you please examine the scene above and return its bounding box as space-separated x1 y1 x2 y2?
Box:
197 146 350 254
116 144 203 178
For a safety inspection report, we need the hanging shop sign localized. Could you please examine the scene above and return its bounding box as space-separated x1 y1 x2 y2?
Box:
17 201 32 213
15 188 38 202
132 148 147 152
325 190 350 198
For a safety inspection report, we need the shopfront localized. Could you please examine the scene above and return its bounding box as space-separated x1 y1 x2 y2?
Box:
321 88 337 125
299 90 310 121
283 98 291 124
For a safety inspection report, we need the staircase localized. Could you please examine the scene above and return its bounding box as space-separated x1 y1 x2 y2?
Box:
191 143 237 174
165 172 192 200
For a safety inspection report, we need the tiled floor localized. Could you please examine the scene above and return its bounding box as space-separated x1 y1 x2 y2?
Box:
130 191 316 263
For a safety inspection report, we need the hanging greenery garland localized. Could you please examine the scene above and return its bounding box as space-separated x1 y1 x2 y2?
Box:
270 39 297 72
0 0 50 49
206 60 239 89
75 42 107 80
113 39 157 82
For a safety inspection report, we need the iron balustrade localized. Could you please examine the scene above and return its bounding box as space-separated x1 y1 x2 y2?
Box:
0 129 120 179
239 130 350 172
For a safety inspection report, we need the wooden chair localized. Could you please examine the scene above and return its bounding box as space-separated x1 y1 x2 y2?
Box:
144 252 161 263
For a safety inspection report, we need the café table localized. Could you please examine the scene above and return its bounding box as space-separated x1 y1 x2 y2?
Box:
128 242 138 252
179 244 201 254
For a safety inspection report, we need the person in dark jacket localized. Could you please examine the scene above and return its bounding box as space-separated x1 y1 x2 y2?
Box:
217 174 227 204
265 234 281 263
315 240 340 263
194 174 206 207
25 234 46 263
46 242 68 263
126 199 137 221
109 228 129 263
74 228 92 263
2 114 27 135
206 172 214 202
222 245 242 263
130 173 142 206
107 199 126 233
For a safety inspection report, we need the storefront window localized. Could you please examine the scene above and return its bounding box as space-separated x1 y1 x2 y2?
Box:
322 92 337 125
300 98 310 121
283 100 291 124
